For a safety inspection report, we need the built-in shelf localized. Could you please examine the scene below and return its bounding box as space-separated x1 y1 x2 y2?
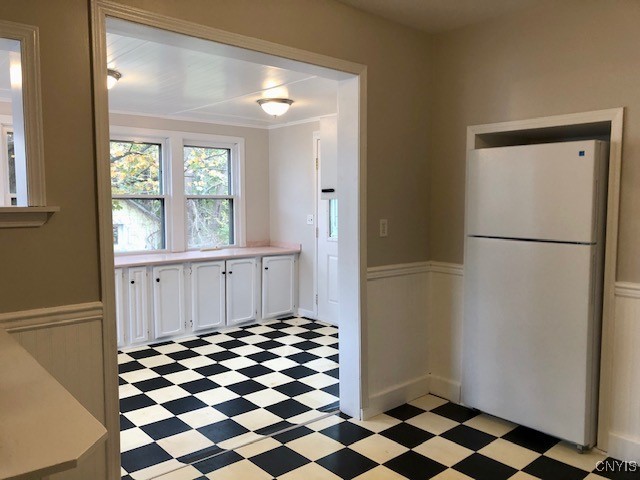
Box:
0 328 107 480
0 206 60 228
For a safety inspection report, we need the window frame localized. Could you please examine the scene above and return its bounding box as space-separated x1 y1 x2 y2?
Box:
0 118 15 206
109 126 245 255
109 134 169 255
182 140 237 250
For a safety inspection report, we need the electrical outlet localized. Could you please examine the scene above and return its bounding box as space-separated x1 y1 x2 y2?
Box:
379 219 388 237
306 214 314 225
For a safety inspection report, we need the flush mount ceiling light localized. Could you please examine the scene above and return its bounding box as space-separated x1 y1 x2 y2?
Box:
107 68 122 90
257 98 294 117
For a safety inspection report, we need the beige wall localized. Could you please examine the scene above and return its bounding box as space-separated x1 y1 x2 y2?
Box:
0 0 100 312
109 113 271 244
429 0 640 282
114 0 432 267
269 121 319 313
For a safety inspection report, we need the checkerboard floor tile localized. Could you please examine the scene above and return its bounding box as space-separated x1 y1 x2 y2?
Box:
119 317 339 479
144 395 630 480
122 320 630 480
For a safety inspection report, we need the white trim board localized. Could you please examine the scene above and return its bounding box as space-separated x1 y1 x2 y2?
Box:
614 282 640 299
92 3 367 477
0 302 104 332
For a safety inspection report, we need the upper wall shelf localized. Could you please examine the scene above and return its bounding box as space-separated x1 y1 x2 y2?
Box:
0 206 59 228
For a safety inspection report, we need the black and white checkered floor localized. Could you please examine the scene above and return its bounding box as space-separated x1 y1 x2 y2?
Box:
120 318 631 480
138 396 630 480
119 317 339 479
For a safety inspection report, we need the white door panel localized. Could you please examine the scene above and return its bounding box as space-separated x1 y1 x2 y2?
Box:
467 141 604 243
462 236 596 446
317 137 339 325
226 257 257 325
153 264 186 339
191 261 225 331
262 255 295 319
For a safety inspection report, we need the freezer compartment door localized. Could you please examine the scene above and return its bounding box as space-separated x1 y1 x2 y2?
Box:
462 237 598 446
466 140 605 243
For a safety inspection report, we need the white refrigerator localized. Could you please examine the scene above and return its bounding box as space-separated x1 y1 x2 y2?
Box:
461 140 608 448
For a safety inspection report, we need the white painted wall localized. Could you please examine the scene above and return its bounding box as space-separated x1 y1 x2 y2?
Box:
268 122 319 315
109 113 271 244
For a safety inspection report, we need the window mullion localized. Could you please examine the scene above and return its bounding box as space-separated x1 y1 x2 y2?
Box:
169 133 186 252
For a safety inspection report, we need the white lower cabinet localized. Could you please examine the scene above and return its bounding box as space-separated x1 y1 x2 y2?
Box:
262 255 296 319
153 264 186 339
226 257 258 325
191 261 226 331
115 254 295 347
128 266 150 344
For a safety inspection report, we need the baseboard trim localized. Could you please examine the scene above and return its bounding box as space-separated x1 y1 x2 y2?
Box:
608 432 640 462
367 262 429 280
363 375 430 419
429 374 462 403
0 302 104 332
614 282 640 299
297 308 317 319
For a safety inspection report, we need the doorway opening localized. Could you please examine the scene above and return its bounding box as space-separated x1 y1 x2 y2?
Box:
92 6 365 479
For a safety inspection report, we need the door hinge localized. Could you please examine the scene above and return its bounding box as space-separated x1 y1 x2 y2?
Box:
315 158 319 170
315 294 318 305
316 227 319 238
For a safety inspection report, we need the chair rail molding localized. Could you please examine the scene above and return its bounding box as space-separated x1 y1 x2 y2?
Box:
0 301 104 332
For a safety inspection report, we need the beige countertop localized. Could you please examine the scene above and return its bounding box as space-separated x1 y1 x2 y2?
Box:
114 244 301 268
0 328 107 480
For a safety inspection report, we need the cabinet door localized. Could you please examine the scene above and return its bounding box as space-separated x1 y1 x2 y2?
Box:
152 264 186 339
191 261 226 331
115 268 126 348
226 257 257 325
128 266 150 344
262 255 296 319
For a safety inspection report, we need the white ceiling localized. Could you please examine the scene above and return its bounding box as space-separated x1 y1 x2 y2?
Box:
106 21 341 129
336 0 542 33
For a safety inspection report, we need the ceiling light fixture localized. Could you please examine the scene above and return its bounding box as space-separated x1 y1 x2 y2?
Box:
257 98 294 117
107 68 122 90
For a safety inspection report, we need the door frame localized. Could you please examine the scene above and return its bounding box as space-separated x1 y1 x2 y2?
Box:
90 1 367 477
466 107 624 452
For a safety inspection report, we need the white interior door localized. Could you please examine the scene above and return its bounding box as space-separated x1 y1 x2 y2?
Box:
317 138 339 325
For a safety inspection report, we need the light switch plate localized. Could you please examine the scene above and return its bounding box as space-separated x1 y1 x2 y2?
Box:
379 219 388 237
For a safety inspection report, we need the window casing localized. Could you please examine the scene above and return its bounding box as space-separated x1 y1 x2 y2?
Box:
110 139 166 253
109 128 244 254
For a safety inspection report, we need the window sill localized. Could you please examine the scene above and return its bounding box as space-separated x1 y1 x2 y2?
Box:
0 206 60 228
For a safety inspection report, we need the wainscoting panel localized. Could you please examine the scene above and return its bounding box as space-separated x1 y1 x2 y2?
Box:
426 262 463 403
365 263 429 417
608 283 640 462
5 303 107 479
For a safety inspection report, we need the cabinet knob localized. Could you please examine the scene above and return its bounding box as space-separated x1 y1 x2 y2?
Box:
222 271 226 275
130 280 135 284
156 278 160 283
228 271 233 274
265 267 269 270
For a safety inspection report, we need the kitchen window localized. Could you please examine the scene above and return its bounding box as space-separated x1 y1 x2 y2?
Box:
109 129 244 254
